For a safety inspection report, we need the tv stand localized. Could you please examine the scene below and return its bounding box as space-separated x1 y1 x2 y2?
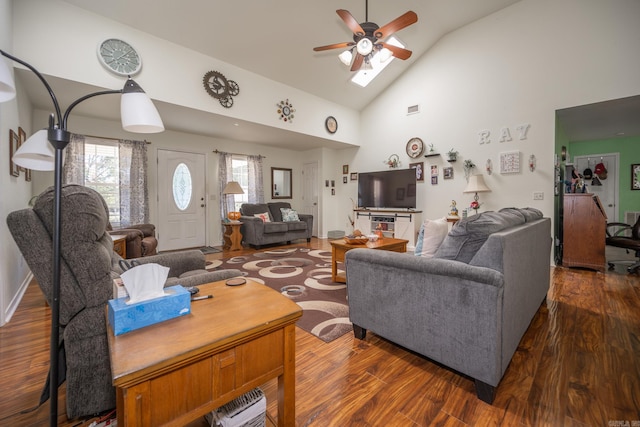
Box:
354 209 422 250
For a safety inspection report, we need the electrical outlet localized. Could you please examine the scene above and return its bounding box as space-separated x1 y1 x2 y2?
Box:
533 192 544 200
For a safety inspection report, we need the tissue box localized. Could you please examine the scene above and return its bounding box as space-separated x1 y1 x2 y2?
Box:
108 285 191 335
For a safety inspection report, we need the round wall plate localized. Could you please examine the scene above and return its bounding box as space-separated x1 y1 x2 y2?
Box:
406 137 424 158
325 116 338 134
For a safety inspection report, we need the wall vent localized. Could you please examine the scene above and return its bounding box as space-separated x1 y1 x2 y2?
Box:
407 104 420 115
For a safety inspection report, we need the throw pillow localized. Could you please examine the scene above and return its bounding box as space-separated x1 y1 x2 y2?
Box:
280 208 300 222
254 212 271 222
414 217 449 257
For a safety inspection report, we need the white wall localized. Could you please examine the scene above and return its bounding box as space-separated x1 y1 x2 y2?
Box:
341 0 640 233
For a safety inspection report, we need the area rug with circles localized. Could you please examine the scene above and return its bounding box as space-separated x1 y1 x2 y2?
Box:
207 248 350 342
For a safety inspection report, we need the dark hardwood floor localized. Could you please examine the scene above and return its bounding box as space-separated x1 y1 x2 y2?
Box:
1 238 638 426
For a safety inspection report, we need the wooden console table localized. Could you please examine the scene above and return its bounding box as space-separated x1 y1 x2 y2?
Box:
329 237 408 283
107 279 302 426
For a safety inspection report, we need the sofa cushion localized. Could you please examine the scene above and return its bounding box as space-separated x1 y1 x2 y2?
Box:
434 210 526 263
414 217 449 258
286 221 307 231
500 207 543 222
281 208 300 222
263 222 288 233
240 203 271 219
268 202 291 222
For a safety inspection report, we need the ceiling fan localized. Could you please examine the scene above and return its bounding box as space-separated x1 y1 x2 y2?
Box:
313 1 418 71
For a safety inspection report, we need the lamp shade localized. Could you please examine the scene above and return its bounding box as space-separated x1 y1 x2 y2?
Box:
222 181 245 195
12 129 55 171
464 174 491 193
338 50 353 66
0 56 16 102
120 79 165 133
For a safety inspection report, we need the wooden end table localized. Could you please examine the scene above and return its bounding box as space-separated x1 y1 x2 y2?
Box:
107 279 302 426
111 234 127 259
329 237 409 283
222 221 243 251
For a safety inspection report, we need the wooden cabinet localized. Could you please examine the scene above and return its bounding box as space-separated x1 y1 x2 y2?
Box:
562 193 607 272
111 234 127 259
353 210 422 250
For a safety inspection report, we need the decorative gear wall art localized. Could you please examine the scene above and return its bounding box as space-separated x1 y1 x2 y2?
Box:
203 70 239 108
277 99 295 122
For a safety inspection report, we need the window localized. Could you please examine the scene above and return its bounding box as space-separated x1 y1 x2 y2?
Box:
83 141 121 225
231 156 248 211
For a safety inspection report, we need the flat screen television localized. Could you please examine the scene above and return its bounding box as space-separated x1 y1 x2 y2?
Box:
358 169 417 209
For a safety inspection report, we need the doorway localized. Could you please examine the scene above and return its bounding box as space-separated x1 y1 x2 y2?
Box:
157 150 207 251
301 161 319 236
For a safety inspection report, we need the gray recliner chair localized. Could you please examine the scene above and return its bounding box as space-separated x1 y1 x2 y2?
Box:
6 184 241 419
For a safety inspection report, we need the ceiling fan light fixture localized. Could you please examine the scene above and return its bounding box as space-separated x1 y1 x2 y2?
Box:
356 38 373 56
338 49 353 66
378 47 393 63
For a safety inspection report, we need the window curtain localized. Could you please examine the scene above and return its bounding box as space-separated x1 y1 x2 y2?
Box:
218 152 233 221
247 155 264 204
118 139 149 226
63 135 148 227
217 152 264 220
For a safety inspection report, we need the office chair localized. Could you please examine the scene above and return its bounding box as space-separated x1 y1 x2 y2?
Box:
605 216 640 274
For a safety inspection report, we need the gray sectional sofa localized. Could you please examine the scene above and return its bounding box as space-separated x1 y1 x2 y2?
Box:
345 208 551 403
239 202 313 248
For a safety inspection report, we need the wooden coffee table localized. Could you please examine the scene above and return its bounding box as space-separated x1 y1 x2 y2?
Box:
107 279 302 426
329 237 409 283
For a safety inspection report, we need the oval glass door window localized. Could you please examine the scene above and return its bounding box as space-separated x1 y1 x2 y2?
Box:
172 163 193 210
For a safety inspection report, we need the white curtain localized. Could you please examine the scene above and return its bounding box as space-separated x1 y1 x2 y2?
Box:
63 135 148 226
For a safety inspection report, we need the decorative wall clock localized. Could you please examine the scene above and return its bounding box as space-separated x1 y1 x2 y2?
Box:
277 99 295 122
405 137 424 158
325 116 338 134
98 38 142 76
203 70 240 108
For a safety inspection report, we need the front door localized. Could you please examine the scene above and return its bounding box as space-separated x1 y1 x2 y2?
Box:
157 150 206 251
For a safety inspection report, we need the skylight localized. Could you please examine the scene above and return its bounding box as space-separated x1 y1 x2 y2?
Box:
351 37 405 88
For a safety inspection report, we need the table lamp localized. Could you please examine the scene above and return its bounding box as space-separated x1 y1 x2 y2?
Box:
463 174 491 214
222 181 244 221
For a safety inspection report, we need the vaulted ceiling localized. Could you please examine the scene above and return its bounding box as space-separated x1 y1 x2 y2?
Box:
19 1 640 146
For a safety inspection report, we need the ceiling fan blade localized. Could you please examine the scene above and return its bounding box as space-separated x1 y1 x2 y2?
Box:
379 42 413 60
313 42 354 52
337 9 365 36
351 53 364 71
374 11 418 39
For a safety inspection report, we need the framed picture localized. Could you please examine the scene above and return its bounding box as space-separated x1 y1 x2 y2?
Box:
500 151 521 174
343 176 347 184
431 175 438 185
350 172 357 181
342 165 349 174
9 129 19 177
18 127 27 173
443 167 454 179
331 180 335 187
430 165 438 176
409 162 424 182
632 164 640 190
25 168 32 182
